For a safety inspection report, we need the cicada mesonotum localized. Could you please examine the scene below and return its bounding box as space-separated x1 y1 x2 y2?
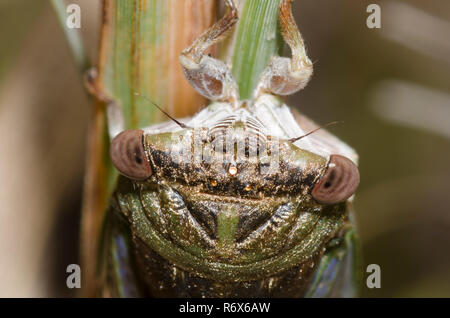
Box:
96 0 361 297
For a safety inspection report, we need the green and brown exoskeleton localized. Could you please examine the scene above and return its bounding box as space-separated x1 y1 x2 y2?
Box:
95 0 361 297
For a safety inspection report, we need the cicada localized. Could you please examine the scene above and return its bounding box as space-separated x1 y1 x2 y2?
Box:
95 0 361 297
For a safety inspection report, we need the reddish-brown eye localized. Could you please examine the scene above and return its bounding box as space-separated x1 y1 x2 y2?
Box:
312 154 360 204
110 129 152 181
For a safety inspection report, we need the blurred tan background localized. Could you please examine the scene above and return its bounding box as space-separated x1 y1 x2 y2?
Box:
0 0 449 297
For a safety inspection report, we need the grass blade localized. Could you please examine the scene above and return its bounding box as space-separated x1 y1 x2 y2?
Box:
231 0 283 100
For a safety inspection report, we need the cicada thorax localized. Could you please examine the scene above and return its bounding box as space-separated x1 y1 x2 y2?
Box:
110 177 350 297
131 225 331 297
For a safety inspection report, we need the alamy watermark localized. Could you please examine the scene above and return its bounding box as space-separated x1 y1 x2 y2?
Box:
167 127 281 175
366 4 381 29
66 4 81 29
366 264 381 289
66 264 81 289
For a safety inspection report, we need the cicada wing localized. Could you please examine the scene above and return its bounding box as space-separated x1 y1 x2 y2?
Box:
305 220 362 298
97 200 143 297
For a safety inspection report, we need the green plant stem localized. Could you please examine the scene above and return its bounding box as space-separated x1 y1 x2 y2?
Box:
231 0 283 100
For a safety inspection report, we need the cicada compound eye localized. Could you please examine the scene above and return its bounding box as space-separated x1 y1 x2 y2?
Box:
312 154 360 204
110 129 152 181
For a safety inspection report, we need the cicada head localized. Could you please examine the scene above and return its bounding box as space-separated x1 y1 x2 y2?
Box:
109 108 359 283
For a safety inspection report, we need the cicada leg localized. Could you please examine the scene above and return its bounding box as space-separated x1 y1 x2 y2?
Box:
84 67 125 139
179 0 239 105
255 0 313 97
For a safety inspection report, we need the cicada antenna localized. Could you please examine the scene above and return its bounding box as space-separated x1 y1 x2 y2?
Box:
134 92 191 129
288 121 343 143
